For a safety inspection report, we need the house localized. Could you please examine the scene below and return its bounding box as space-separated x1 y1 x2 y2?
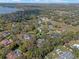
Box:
56 49 62 55
6 51 16 59
37 39 45 48
48 25 54 31
14 49 22 57
12 22 16 28
50 32 62 39
22 34 32 40
72 44 79 49
37 19 42 24
1 39 12 46
2 31 10 37
37 27 42 32
38 17 50 23
6 50 23 59
59 51 74 59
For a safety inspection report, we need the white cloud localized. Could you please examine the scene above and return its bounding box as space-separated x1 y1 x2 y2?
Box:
0 0 22 3
9 0 21 2
29 0 69 3
12 0 21 2
0 0 78 3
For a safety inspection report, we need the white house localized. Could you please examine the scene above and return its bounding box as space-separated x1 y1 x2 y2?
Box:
72 44 79 49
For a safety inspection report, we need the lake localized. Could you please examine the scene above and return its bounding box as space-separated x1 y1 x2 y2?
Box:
0 6 20 14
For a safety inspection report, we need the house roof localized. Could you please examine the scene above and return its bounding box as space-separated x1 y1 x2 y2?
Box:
1 39 12 46
6 50 22 59
2 31 10 37
59 51 74 59
23 34 32 40
6 51 16 59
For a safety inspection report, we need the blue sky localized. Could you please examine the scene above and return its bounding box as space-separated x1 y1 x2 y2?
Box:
0 0 79 3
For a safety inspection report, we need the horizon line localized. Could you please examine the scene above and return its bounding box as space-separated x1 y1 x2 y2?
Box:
0 2 79 4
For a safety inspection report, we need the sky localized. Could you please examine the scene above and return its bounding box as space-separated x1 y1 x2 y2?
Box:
0 0 79 3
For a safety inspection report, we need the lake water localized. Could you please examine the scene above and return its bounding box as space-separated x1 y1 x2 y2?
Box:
0 6 20 14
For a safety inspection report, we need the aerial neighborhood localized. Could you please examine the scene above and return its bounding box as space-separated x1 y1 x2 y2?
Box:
0 4 79 59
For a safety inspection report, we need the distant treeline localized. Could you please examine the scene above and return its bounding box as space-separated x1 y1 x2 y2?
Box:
0 9 42 22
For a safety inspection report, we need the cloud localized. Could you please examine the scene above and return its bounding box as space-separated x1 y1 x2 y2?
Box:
25 0 65 3
12 0 21 2
0 0 79 3
0 0 22 3
51 0 69 3
26 0 77 3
